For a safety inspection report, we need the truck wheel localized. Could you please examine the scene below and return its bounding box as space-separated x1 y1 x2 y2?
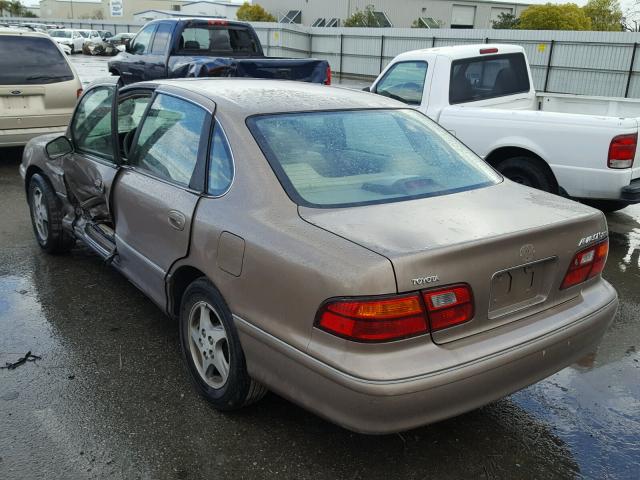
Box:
28 174 74 254
179 278 267 410
496 156 555 193
583 200 630 213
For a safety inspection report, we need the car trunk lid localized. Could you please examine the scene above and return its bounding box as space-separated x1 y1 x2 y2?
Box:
0 84 75 130
299 182 608 344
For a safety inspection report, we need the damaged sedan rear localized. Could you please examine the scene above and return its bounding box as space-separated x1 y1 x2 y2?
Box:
20 79 618 433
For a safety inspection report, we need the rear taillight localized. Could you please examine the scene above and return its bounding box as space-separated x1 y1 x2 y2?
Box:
76 88 83 98
316 294 427 342
561 239 609 290
608 133 636 169
324 66 332 85
480 48 498 54
422 284 474 331
316 284 474 342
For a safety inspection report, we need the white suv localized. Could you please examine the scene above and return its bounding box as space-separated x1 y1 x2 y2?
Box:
48 28 85 54
0 29 82 147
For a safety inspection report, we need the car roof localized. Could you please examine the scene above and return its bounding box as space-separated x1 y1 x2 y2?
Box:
153 78 403 117
0 28 51 38
394 44 525 62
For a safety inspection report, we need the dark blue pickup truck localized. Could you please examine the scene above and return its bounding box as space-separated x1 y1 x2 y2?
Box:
108 18 331 85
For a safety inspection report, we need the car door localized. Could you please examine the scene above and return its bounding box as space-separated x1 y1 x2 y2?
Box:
72 31 84 52
111 87 213 308
122 23 158 84
144 22 174 80
61 78 121 224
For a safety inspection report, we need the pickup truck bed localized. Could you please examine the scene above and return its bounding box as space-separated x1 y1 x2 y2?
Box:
109 18 330 85
368 44 640 212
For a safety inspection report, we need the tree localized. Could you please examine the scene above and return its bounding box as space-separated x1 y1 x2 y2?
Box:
236 2 276 22
583 0 623 31
344 5 379 27
8 0 22 16
492 12 520 29
518 3 592 30
0 1 9 17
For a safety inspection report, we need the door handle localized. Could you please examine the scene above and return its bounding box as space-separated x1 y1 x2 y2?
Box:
168 210 186 231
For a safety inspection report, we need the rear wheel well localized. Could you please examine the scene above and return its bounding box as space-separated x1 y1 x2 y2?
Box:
168 266 207 319
485 147 559 194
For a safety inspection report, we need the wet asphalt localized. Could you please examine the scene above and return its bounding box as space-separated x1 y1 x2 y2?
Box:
1 57 639 480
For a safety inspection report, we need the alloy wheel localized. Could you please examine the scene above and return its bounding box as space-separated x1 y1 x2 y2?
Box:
188 301 231 389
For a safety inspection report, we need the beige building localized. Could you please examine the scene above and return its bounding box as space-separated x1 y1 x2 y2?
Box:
38 0 244 21
258 0 531 29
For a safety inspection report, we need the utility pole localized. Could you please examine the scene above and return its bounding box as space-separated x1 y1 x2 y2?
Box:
70 0 74 19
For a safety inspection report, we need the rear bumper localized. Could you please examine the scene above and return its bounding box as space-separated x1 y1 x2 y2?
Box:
621 178 640 202
0 125 67 147
237 280 618 434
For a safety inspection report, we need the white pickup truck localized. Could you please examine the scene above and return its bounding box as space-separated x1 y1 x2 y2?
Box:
367 44 640 212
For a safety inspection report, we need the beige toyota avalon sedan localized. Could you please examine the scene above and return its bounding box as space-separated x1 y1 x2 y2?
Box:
0 29 82 147
20 78 618 433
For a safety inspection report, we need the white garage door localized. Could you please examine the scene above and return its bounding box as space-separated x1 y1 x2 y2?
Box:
451 5 476 27
491 7 513 23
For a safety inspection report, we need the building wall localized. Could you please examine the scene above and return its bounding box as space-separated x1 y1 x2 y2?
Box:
39 0 241 21
257 0 530 28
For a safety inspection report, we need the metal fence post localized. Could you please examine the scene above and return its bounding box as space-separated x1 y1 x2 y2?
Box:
432 37 436 47
625 42 638 98
543 40 555 92
379 35 385 73
484 37 489 43
339 34 344 81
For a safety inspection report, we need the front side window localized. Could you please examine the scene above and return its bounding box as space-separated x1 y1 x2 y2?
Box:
208 121 233 195
131 94 206 186
72 86 114 161
130 24 156 55
248 109 500 208
0 36 74 85
449 53 530 104
375 61 428 105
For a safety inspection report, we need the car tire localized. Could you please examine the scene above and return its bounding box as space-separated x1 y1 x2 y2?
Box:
582 199 630 213
179 278 267 410
28 174 74 254
496 156 555 193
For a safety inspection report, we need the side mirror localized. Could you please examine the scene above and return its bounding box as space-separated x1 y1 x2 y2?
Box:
45 136 73 159
362 86 371 92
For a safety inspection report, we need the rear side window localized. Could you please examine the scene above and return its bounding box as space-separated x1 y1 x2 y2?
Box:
151 23 173 54
208 121 234 195
449 53 530 104
248 109 500 208
177 25 259 55
131 94 206 186
0 36 74 85
375 61 428 105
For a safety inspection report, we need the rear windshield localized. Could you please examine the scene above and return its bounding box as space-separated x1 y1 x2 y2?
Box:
50 30 71 38
449 53 530 104
0 36 74 85
177 25 259 55
248 109 500 208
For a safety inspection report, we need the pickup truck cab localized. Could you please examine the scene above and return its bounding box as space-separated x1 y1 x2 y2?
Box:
109 18 330 85
369 44 640 212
